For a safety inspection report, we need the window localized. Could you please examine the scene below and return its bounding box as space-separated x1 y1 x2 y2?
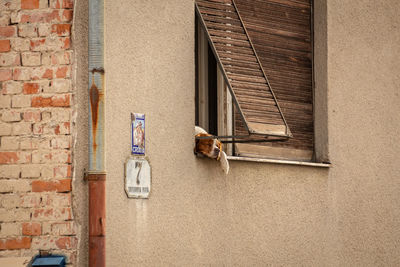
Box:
195 0 315 162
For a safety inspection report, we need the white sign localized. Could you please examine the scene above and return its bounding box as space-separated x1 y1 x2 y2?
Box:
125 157 151 198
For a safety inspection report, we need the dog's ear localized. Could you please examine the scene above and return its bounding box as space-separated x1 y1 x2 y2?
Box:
219 151 229 174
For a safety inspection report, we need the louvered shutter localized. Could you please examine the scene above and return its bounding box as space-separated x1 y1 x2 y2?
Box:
234 0 314 160
195 0 292 139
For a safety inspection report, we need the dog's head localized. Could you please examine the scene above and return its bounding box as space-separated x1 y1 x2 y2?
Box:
195 133 222 160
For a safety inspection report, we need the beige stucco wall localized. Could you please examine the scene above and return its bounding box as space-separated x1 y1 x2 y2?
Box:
74 0 400 266
326 1 400 265
73 0 89 265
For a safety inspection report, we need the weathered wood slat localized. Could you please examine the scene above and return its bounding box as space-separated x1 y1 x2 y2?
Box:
265 79 312 93
252 0 311 9
259 62 312 76
279 101 312 112
197 0 236 12
204 20 245 33
205 0 233 4
264 68 312 81
228 73 265 83
245 23 310 42
200 7 239 19
202 15 242 27
221 59 260 69
234 90 275 101
230 80 270 91
250 35 311 53
239 16 311 36
275 94 312 104
210 36 251 47
225 66 263 76
219 52 257 63
245 115 286 124
240 103 284 113
215 44 254 55
236 96 277 107
236 3 310 26
208 29 248 40
239 0 311 13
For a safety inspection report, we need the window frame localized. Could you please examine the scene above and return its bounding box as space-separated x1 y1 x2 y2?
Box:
195 0 330 165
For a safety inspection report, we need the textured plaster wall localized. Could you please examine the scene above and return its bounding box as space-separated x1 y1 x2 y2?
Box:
326 0 400 265
73 0 89 265
77 0 400 266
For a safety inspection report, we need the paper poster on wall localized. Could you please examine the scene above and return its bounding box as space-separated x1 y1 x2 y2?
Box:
131 113 145 155
125 157 151 198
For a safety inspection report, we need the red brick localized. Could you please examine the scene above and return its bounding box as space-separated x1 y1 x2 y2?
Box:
32 96 51 107
62 10 73 21
44 192 71 206
30 37 70 51
23 110 41 122
55 236 77 249
51 94 70 107
22 222 41 236
63 0 74 9
51 221 75 235
30 38 45 50
32 208 53 220
54 165 72 178
42 68 53 79
23 83 40 94
0 237 31 250
20 194 41 208
21 0 39 9
13 68 31 80
0 69 12 81
0 52 20 67
31 67 53 80
55 66 69 78
63 37 70 48
51 51 72 65
54 122 70 135
32 207 72 221
51 0 74 9
0 26 16 37
0 40 11 52
21 10 59 23
20 10 72 24
31 94 70 107
0 152 18 163
31 179 71 192
0 152 31 164
51 24 71 36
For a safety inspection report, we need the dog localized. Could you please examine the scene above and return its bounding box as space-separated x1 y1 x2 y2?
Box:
194 126 229 174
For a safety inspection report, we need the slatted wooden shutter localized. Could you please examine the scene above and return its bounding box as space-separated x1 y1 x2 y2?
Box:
234 0 314 160
195 0 292 139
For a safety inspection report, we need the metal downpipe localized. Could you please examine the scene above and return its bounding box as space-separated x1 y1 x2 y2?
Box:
88 0 105 266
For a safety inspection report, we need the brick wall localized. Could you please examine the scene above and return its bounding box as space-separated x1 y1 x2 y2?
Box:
0 0 76 265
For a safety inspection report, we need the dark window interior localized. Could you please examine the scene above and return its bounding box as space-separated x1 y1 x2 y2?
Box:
207 44 218 135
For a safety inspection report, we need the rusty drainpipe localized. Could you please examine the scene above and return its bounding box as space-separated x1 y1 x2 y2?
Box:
86 0 105 266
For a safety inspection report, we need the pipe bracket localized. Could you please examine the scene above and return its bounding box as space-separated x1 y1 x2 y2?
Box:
85 173 106 181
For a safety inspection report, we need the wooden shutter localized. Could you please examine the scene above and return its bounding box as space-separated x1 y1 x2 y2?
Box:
195 0 291 139
234 0 314 160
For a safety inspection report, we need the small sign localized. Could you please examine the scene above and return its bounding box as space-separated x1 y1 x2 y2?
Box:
131 113 145 155
125 157 151 198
